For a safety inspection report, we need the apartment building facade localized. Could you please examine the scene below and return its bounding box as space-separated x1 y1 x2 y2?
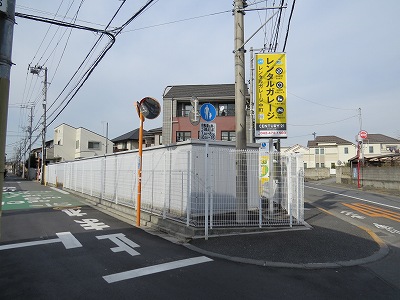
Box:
162 84 251 144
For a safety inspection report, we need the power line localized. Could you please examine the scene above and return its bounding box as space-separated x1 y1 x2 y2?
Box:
283 0 296 52
119 9 231 33
288 114 358 127
288 91 358 111
46 0 158 126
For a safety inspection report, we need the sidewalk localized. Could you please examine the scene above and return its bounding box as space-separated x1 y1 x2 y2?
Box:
186 202 389 269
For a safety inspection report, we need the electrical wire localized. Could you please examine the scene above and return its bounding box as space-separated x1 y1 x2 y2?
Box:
119 9 230 33
288 91 358 111
283 0 296 52
288 114 358 127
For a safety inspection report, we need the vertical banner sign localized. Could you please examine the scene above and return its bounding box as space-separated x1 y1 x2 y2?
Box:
255 53 287 138
259 151 269 197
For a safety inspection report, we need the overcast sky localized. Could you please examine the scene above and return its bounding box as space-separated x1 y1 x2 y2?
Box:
6 0 400 158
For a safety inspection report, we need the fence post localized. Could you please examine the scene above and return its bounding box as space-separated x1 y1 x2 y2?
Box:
114 156 119 204
100 156 105 200
268 141 274 215
186 150 191 227
204 142 209 240
209 147 213 229
90 160 93 196
81 162 84 194
287 155 293 227
163 149 167 219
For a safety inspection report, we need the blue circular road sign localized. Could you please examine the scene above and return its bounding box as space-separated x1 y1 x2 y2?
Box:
200 103 217 122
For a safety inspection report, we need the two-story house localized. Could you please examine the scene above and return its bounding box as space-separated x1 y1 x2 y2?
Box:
53 124 113 161
305 136 357 174
112 127 163 152
162 84 251 144
360 133 400 158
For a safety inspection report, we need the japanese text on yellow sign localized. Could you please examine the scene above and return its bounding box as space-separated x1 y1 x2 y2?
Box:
255 53 287 138
259 154 269 196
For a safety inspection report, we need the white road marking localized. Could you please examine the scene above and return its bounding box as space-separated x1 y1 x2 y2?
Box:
97 233 141 256
103 256 213 283
0 232 82 250
50 187 70 194
306 186 400 210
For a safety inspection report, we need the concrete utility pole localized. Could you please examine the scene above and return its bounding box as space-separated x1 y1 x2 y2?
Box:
27 105 34 180
234 0 248 223
0 0 16 235
30 65 48 184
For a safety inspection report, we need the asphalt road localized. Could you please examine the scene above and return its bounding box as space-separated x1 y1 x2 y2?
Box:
305 181 400 290
1 176 400 299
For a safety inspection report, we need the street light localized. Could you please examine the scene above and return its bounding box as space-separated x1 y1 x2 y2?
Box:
29 65 48 185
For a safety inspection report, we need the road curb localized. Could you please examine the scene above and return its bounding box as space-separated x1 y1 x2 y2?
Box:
183 208 390 269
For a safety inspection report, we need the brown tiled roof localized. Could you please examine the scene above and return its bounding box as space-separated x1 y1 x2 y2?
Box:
307 135 353 147
163 84 249 99
364 134 400 144
112 128 147 142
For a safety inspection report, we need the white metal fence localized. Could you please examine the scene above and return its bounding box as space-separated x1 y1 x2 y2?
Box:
46 142 304 231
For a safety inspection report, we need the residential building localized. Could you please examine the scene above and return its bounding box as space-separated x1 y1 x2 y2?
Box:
112 127 162 152
144 127 163 147
282 144 310 168
53 124 113 161
303 134 400 174
112 129 146 152
360 134 400 157
162 84 251 144
306 136 357 174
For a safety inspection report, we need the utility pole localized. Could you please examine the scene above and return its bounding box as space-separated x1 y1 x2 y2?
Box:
30 65 48 184
234 0 248 223
0 0 16 236
27 105 34 180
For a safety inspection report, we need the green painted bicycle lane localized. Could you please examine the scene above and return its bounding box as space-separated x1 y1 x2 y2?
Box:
2 188 84 211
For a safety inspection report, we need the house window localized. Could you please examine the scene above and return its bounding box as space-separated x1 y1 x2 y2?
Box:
321 163 325 168
221 131 236 141
386 145 398 152
177 102 192 117
331 163 336 169
344 147 348 154
76 140 79 149
88 141 101 150
315 149 319 154
320 148 325 154
369 146 374 153
315 148 324 154
176 131 191 142
217 103 235 116
316 163 320 168
304 163 307 169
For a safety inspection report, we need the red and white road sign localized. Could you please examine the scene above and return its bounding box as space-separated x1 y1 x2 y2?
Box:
359 130 368 140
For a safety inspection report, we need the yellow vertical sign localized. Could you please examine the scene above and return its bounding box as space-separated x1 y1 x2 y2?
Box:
259 153 269 196
255 53 287 138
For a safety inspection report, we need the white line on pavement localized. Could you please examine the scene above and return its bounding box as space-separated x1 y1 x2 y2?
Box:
0 232 82 250
103 256 213 283
306 185 400 210
50 187 70 194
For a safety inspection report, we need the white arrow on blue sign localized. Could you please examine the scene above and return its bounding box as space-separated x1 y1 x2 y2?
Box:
200 103 217 122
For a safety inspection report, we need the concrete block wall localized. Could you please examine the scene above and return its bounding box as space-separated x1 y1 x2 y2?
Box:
337 166 400 191
360 167 400 190
304 168 330 181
